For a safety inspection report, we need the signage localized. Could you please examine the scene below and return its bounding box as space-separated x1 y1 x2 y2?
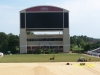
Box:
40 7 48 11
26 6 63 12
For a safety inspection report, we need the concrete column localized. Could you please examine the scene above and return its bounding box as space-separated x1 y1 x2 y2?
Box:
20 29 27 53
58 46 59 50
63 28 70 52
48 43 50 48
31 46 32 51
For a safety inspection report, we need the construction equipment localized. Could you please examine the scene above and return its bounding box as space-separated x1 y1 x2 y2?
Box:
77 57 87 62
50 55 55 60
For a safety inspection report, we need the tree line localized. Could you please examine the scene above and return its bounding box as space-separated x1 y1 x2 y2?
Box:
0 32 100 54
0 32 19 54
70 35 100 52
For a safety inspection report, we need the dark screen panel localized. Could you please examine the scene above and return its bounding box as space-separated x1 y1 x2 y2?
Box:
26 13 63 28
20 13 25 28
64 13 69 28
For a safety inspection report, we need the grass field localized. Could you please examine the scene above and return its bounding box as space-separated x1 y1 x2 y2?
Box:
0 53 100 63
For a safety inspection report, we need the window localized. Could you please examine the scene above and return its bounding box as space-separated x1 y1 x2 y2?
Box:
27 38 63 41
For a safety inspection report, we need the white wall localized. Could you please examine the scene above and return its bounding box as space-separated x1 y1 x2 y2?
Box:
20 29 27 53
63 28 70 52
27 41 63 46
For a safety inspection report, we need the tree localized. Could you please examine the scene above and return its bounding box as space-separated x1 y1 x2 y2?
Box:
70 44 75 49
80 39 86 48
70 36 77 45
8 33 19 54
0 32 8 53
84 44 92 51
26 31 34 35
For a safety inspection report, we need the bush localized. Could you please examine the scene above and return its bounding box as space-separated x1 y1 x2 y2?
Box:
40 49 43 53
34 49 41 54
48 48 51 54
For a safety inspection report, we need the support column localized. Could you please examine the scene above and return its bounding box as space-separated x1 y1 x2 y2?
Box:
49 42 50 49
20 29 27 53
58 46 59 50
31 46 32 51
63 28 70 52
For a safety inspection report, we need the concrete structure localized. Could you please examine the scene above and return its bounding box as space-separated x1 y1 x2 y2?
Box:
20 5 70 53
87 47 100 57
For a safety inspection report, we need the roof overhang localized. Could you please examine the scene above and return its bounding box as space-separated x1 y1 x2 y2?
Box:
20 5 69 13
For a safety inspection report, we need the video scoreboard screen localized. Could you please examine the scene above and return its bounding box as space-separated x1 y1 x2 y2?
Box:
20 12 68 28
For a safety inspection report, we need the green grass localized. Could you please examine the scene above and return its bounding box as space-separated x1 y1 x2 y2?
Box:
0 53 100 63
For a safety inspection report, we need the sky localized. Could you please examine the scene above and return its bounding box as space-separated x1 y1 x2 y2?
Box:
0 0 100 38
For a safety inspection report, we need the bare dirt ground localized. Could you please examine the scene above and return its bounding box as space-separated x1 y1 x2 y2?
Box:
0 62 100 75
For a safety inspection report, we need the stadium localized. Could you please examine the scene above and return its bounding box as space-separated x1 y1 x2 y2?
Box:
20 5 70 53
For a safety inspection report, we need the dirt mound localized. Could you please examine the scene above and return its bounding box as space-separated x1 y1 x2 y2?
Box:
34 66 57 75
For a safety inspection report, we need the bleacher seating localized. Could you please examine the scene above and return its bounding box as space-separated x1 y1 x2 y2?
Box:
87 47 100 57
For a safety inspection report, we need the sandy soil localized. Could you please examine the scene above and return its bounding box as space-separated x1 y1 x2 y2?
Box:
0 62 100 75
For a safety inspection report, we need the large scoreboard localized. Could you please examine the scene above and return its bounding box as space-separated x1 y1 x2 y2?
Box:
20 12 69 28
20 6 70 53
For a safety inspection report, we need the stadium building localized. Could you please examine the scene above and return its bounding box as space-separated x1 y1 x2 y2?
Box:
20 5 70 53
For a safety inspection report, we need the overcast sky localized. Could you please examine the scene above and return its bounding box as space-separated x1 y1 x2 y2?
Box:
0 0 100 38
